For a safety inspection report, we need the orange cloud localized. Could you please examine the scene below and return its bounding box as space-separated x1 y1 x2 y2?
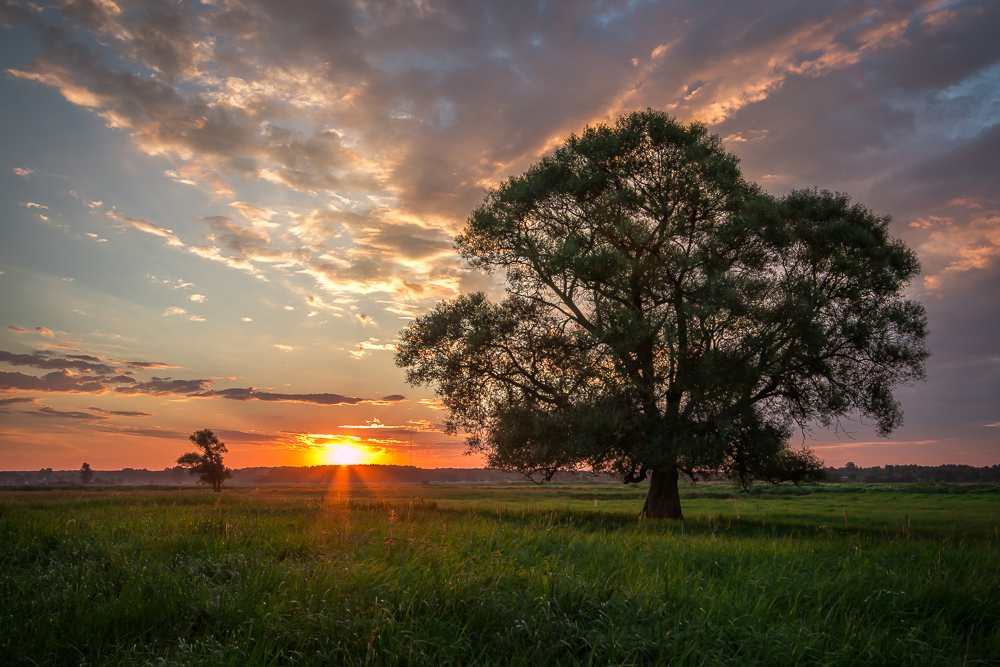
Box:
107 210 184 247
914 201 1000 292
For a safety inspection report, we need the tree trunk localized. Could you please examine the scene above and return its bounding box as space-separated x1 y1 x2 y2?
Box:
643 466 683 519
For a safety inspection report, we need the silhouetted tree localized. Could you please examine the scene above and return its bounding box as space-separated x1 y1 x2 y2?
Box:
177 429 232 492
396 110 928 519
79 462 93 485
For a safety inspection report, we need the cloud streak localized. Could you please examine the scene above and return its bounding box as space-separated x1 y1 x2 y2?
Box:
1 347 403 406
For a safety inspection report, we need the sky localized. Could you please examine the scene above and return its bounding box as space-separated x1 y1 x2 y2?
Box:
0 0 998 472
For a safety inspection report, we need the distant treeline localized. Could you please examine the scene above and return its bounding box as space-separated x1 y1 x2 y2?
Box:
0 464 615 487
2 463 998 487
824 463 1000 484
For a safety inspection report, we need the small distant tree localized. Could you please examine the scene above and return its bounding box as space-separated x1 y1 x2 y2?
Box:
79 462 93 485
177 429 232 492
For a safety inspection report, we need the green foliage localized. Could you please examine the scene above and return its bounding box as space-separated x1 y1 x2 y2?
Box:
396 110 928 517
0 485 997 665
177 429 232 493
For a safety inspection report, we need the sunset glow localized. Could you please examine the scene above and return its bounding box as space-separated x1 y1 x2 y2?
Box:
1 1 998 471
326 445 365 466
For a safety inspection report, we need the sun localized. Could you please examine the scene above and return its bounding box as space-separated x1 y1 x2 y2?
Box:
328 444 361 465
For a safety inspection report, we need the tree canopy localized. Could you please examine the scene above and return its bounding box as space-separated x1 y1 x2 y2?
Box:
395 110 928 519
177 428 232 492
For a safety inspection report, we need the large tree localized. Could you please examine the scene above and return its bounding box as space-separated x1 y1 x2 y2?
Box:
177 428 232 492
395 110 928 519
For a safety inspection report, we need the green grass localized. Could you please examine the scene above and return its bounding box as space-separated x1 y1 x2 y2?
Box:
1 483 998 665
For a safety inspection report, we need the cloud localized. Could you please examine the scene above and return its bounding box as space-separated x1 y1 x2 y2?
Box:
418 397 447 411
88 406 154 417
0 349 122 375
117 360 180 370
231 201 278 228
36 327 54 337
3 0 379 200
115 377 212 396
1 345 401 406
373 394 406 404
3 365 402 407
195 215 311 269
107 210 185 247
915 202 1000 292
810 440 939 450
0 368 122 394
189 294 207 302
187 244 259 273
89 424 190 440
0 396 38 407
211 428 281 444
349 337 396 359
0 349 215 399
163 307 187 316
13 167 35 177
338 417 386 429
202 387 406 406
305 294 343 313
26 406 104 420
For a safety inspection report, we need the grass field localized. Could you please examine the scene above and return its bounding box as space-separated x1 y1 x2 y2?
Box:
2 482 998 665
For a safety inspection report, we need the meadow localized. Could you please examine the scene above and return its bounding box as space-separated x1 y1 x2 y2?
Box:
1 482 997 666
